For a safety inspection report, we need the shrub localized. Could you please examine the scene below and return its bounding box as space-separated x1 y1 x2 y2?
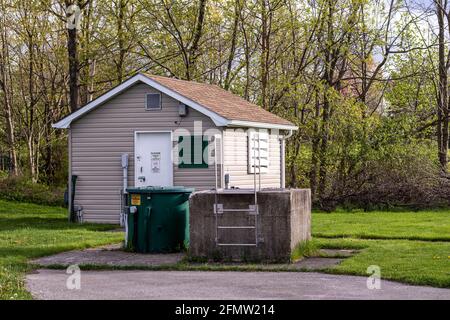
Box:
291 240 319 261
320 141 449 211
0 175 65 207
287 106 450 211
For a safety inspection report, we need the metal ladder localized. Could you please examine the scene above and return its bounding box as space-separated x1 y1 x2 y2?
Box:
213 131 263 247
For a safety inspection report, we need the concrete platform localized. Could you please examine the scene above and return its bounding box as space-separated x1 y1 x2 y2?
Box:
26 269 450 300
189 189 311 262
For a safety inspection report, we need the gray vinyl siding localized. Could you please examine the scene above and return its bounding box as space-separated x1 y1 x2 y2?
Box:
222 128 281 189
70 82 220 224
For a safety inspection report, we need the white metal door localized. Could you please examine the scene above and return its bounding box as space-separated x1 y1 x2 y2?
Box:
135 132 173 187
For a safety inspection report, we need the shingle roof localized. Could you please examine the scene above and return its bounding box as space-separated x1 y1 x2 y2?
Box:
144 74 295 127
53 73 297 129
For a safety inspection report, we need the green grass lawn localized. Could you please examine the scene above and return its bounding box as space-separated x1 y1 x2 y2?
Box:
1 200 449 299
0 200 123 300
312 211 450 288
313 238 450 288
312 210 450 241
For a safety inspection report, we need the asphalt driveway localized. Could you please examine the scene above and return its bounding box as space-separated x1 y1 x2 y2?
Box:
26 269 450 300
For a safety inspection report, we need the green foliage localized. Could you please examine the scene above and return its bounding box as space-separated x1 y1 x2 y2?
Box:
314 238 450 288
291 240 319 261
313 210 450 241
288 91 445 210
0 200 123 299
312 210 450 288
1 0 448 212
0 171 8 180
0 176 65 207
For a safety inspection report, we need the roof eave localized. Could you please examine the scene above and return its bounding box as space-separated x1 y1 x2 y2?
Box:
52 73 297 131
52 73 230 129
226 120 298 131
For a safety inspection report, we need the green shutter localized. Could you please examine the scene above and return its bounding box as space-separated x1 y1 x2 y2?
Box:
178 135 209 168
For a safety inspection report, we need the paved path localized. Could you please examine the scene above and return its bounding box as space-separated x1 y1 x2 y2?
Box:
26 269 450 300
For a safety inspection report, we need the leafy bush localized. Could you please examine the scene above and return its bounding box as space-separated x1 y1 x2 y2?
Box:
291 240 319 261
287 102 450 211
0 175 65 207
323 140 447 211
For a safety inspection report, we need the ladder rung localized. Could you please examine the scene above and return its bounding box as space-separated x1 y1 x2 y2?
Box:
218 226 255 229
217 244 257 247
221 208 256 212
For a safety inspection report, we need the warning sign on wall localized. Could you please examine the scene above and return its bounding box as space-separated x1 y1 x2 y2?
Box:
131 194 141 206
151 152 161 173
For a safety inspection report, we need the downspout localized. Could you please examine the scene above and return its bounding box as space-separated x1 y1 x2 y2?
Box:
279 129 293 189
121 154 129 228
68 129 72 222
70 175 78 222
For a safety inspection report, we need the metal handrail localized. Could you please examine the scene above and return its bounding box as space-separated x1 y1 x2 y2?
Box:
213 130 263 247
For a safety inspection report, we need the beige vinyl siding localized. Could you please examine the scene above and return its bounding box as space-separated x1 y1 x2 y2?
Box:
70 82 220 224
222 128 281 189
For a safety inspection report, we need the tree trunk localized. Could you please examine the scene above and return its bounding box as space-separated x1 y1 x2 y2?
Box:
186 0 207 80
66 0 81 112
224 0 240 90
67 27 79 112
436 0 448 172
260 0 269 109
0 84 18 175
27 31 37 182
317 0 334 202
116 0 126 83
79 0 93 105
0 7 18 175
309 92 320 200
317 89 330 201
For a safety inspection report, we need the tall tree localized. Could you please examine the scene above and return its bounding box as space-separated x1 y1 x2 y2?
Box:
0 0 18 175
434 0 449 172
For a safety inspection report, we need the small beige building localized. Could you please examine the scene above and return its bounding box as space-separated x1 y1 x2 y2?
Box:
53 73 297 224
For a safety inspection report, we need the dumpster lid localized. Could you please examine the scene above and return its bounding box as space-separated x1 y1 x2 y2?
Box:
126 186 194 194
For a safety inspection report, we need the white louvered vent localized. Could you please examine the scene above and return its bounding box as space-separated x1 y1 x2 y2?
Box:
248 130 269 174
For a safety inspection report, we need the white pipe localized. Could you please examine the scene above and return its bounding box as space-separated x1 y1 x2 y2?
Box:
279 130 293 189
123 168 127 192
214 135 218 190
220 132 224 189
121 154 129 228
121 153 129 193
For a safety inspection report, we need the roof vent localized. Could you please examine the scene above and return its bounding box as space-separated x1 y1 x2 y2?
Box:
146 93 161 110
178 103 188 117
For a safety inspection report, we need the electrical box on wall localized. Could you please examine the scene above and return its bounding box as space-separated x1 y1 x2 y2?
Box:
121 153 129 169
178 103 188 117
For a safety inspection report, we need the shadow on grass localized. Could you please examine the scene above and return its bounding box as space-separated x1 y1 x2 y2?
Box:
313 233 450 242
0 217 119 232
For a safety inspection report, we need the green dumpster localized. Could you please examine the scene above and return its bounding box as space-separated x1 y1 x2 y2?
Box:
126 186 193 253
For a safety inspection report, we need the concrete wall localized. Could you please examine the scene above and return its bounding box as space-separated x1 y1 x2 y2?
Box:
189 189 311 262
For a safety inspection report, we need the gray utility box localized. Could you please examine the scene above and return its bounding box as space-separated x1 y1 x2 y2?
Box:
189 189 311 262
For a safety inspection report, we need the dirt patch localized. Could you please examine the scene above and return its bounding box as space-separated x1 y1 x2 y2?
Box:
31 245 185 268
319 249 359 258
294 257 344 270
